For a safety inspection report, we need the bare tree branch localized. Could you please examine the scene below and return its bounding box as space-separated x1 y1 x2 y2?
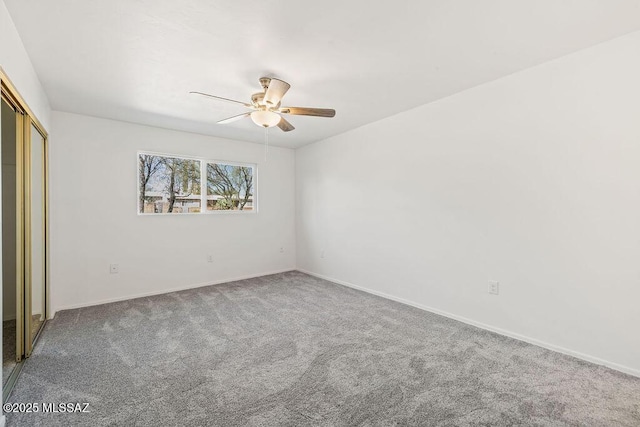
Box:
138 154 162 213
207 163 253 210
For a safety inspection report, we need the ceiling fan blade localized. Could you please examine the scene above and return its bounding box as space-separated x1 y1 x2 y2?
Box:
190 91 253 108
277 116 295 132
263 78 291 107
217 112 251 124
279 107 335 118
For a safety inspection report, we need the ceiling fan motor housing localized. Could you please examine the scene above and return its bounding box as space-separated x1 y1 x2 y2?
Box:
251 92 265 106
252 92 280 109
259 77 271 90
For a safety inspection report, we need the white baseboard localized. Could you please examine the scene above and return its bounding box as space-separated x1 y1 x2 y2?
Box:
51 268 296 317
298 269 640 379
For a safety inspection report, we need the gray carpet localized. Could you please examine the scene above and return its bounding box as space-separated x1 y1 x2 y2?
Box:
6 271 640 426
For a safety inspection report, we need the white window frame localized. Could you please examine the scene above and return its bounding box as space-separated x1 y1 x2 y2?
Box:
137 151 258 215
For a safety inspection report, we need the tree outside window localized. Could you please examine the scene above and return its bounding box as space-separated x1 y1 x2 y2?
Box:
206 163 254 211
138 154 201 214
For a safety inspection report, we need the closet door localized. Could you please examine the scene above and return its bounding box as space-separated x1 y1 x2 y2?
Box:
2 72 49 399
25 122 46 355
1 95 24 379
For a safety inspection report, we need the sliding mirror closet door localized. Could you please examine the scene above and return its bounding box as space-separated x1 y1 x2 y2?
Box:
1 97 21 385
26 123 46 355
2 71 49 398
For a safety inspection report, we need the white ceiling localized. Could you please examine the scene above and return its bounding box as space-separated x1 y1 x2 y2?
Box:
5 1 640 148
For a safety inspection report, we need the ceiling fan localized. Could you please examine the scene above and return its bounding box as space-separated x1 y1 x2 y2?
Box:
191 77 335 132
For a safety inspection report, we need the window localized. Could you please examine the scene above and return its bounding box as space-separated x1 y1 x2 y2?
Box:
138 153 201 214
206 162 255 211
138 152 256 214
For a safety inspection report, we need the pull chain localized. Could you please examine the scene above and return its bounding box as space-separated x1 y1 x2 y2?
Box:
264 126 269 161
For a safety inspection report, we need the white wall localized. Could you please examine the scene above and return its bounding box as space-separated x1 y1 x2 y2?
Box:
296 31 640 376
0 0 51 130
49 112 296 314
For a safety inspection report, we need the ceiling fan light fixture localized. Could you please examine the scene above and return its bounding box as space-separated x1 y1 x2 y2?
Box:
250 110 280 128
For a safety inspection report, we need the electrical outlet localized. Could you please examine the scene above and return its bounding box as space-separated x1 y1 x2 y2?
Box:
279 247 284 253
320 250 325 259
207 255 214 263
488 280 499 295
110 264 119 274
